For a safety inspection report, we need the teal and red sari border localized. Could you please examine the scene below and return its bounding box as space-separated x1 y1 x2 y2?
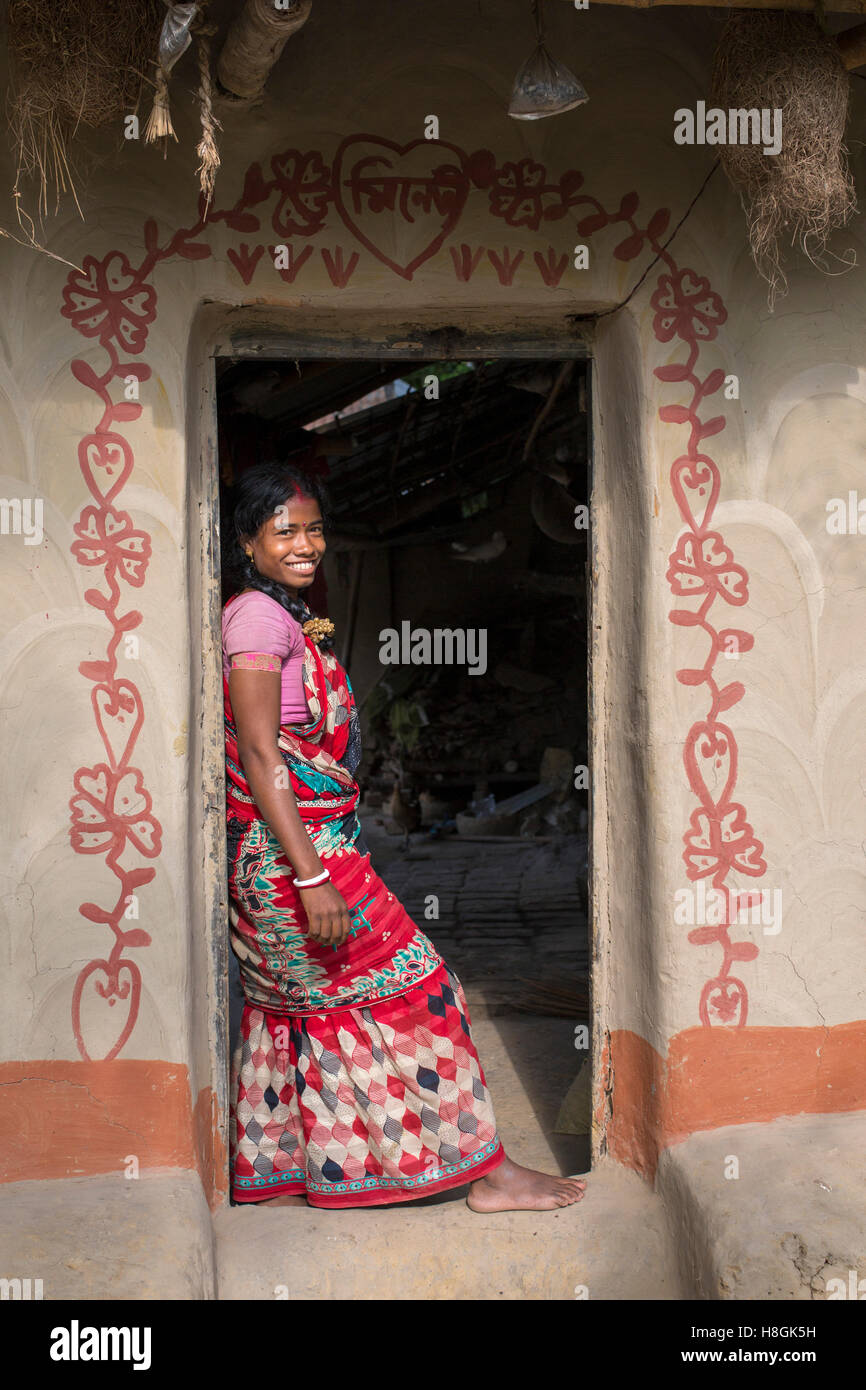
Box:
232 1136 504 1207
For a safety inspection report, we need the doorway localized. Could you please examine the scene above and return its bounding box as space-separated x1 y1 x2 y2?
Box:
200 333 594 1203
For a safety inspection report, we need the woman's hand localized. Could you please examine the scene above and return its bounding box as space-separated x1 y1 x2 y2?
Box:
298 881 352 948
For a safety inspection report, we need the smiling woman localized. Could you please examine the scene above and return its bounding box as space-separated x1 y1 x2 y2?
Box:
219 461 588 1212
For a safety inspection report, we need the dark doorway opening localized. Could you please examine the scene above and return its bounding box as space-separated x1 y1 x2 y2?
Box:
216 354 592 1183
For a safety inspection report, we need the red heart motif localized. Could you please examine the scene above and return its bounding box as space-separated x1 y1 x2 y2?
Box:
127 817 160 856
72 957 142 1061
78 431 134 505
684 719 737 811
719 804 756 849
678 270 707 298
701 534 734 568
682 810 718 879
113 770 151 820
75 768 110 804
333 135 470 281
727 823 766 875
671 453 720 532
699 975 748 1028
92 681 144 770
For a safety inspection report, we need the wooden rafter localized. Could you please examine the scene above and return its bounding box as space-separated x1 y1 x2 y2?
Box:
555 0 866 10
217 0 312 102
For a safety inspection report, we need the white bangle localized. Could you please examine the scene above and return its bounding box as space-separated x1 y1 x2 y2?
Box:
292 868 330 888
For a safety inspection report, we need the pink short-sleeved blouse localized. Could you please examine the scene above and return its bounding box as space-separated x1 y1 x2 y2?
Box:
222 590 310 726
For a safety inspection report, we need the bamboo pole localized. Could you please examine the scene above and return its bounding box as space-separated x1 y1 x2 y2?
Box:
216 0 313 102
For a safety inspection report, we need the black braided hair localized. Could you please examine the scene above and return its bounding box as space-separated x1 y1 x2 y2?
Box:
221 460 336 653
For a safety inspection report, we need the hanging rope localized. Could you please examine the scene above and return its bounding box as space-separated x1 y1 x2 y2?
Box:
144 1 198 145
143 0 222 207
194 14 222 211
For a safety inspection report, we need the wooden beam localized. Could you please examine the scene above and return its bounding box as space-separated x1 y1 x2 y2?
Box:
555 0 866 8
217 0 312 102
836 20 866 66
553 1 866 68
340 550 364 670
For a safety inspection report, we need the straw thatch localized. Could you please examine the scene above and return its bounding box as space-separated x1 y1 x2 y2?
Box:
6 0 164 220
711 11 857 307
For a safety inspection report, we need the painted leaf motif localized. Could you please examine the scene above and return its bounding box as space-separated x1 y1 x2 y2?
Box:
654 363 691 382
79 661 112 682
669 609 702 626
467 149 497 188
728 942 759 962
224 210 261 232
175 241 211 260
84 589 111 612
701 369 726 396
71 360 102 391
559 169 584 197
79 902 113 924
688 926 722 946
613 232 643 261
242 162 270 204
576 211 607 235
121 928 152 947
126 868 156 890
718 629 754 654
717 682 745 711
659 404 692 424
647 207 670 240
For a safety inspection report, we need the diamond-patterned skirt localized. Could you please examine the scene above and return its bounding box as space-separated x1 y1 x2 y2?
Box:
230 961 503 1207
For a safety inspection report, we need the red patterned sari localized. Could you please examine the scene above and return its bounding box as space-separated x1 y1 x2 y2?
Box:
223 595 503 1207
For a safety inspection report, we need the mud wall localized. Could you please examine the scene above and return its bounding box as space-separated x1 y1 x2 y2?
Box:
1 0 864 1201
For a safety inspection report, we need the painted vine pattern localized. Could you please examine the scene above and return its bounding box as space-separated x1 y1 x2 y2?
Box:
60 135 764 1058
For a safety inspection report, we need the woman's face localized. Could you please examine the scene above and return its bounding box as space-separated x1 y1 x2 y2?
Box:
244 492 326 594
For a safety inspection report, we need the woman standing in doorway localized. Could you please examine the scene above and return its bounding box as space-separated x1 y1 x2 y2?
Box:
222 460 587 1212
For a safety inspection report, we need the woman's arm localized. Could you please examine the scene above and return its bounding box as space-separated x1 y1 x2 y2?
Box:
229 666 351 947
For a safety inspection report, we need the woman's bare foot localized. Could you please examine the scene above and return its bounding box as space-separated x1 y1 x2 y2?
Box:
259 1193 307 1207
467 1153 587 1213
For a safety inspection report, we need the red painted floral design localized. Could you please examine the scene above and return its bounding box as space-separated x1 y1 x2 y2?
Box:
271 150 333 237
683 806 765 880
489 159 549 230
666 533 749 605
70 765 162 859
72 506 151 586
645 225 765 1027
62 136 762 1057
650 269 726 345
62 253 157 353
